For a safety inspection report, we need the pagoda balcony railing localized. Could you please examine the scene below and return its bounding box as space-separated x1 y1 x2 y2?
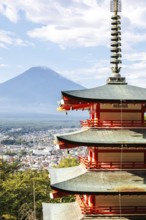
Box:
82 205 146 215
79 156 146 169
80 119 146 128
77 196 146 215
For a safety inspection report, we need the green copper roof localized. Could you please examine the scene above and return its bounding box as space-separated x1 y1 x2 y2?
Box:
62 84 146 102
43 202 143 220
49 165 86 185
43 202 83 220
56 128 146 147
51 169 146 195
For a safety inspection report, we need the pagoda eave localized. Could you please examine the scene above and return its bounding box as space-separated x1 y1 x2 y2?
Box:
61 84 146 106
63 96 146 105
58 103 90 111
42 202 83 220
56 128 146 149
49 167 146 195
51 185 146 196
57 138 146 149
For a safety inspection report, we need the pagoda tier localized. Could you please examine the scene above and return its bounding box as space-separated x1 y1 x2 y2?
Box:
49 166 146 194
49 166 146 216
44 200 146 218
43 202 145 220
55 128 146 170
59 84 146 108
43 201 146 220
58 85 146 128
56 128 146 148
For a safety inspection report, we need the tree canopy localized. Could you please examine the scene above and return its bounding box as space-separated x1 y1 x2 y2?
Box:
0 156 80 219
55 155 79 168
0 161 51 220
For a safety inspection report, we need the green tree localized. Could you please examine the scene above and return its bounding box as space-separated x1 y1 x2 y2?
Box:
56 155 79 168
0 161 20 181
0 157 79 219
1 214 16 220
0 162 51 220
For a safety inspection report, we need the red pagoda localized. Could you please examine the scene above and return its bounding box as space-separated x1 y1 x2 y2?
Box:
43 1 146 219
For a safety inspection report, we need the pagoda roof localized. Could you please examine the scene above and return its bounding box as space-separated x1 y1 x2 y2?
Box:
49 164 86 185
42 202 83 220
62 84 146 103
50 166 146 195
56 128 146 148
43 201 146 220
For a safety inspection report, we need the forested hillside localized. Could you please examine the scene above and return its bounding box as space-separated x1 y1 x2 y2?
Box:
0 157 78 219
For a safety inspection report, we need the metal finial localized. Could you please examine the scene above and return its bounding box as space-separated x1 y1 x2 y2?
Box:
110 0 121 13
107 0 126 84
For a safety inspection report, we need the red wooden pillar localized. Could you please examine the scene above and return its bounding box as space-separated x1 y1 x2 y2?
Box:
83 194 88 205
94 104 98 127
92 147 96 163
96 103 100 126
90 104 94 120
88 195 95 209
141 104 145 126
88 147 92 166
95 148 98 168
144 150 146 167
88 147 98 168
90 104 100 127
142 111 144 126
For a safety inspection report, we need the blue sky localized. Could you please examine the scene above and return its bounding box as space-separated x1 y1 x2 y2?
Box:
0 0 146 88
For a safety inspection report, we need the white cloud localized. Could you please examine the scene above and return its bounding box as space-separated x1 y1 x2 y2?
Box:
0 0 146 49
123 0 146 28
59 59 110 87
0 0 110 48
0 63 8 67
0 1 20 23
0 0 146 87
60 58 146 88
124 51 146 62
28 24 109 48
0 30 34 48
59 48 146 88
26 0 111 48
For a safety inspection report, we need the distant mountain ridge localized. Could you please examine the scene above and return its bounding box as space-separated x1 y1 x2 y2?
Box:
0 67 84 115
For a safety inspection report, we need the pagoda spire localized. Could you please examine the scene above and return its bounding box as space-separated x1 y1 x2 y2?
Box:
107 0 126 84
